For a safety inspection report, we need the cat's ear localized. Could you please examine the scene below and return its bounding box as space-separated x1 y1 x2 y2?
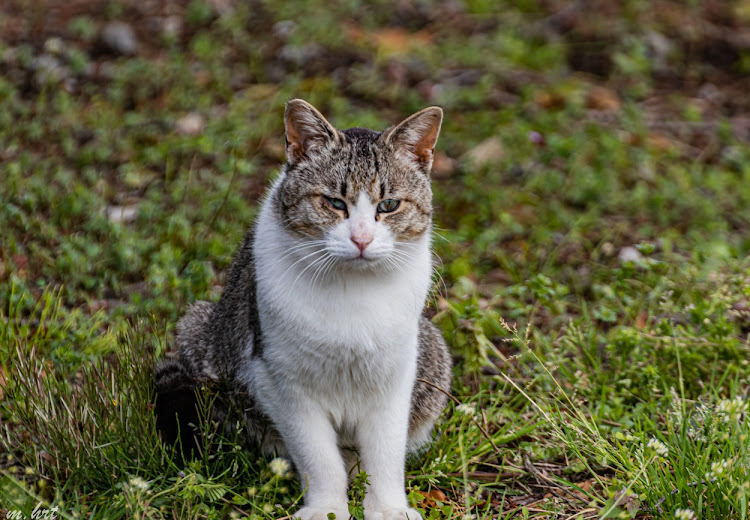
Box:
284 99 340 164
382 106 443 171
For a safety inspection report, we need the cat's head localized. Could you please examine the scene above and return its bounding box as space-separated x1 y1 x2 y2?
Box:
273 99 442 270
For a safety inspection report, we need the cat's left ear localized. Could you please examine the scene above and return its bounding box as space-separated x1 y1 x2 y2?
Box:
382 106 443 172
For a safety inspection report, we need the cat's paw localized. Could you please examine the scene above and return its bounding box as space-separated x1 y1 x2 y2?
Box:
365 507 423 520
293 505 351 520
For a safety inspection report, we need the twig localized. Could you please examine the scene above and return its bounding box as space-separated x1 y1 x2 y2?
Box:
524 456 581 509
436 471 519 481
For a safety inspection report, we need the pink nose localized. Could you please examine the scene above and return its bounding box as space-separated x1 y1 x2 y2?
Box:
351 236 373 253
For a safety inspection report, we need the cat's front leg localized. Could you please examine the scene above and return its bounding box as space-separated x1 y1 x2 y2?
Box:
357 379 423 520
273 398 350 520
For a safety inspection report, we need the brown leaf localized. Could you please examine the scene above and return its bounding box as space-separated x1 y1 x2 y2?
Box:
464 136 504 169
345 23 433 56
429 489 448 502
636 312 649 330
13 254 28 279
646 133 675 151
12 254 27 270
432 151 457 179
0 367 7 401
533 90 566 109
264 139 286 162
587 86 621 111
414 489 449 507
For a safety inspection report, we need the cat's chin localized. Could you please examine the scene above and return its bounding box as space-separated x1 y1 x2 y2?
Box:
339 255 390 272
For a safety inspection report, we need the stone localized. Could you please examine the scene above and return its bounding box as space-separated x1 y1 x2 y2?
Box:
100 22 138 56
618 246 643 264
175 113 205 136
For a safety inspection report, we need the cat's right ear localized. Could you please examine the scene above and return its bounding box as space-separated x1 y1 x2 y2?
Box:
284 99 340 164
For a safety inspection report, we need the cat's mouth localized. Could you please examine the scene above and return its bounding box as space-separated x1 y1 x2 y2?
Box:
343 252 386 269
350 254 378 263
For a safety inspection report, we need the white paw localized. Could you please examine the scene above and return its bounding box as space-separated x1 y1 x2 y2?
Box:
365 507 423 520
293 505 351 520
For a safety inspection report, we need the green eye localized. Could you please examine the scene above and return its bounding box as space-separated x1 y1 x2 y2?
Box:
324 196 347 211
377 199 400 213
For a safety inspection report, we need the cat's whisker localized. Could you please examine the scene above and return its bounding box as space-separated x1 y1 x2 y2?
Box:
276 247 327 286
386 254 411 269
265 241 328 271
310 254 336 290
286 253 332 298
423 249 448 298
384 256 402 274
431 227 453 244
319 254 341 283
388 248 418 265
431 266 449 299
388 247 447 296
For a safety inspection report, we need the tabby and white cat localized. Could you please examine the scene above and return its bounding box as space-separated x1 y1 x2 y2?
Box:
155 99 452 520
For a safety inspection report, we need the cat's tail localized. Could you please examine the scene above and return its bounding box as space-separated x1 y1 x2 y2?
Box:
154 301 216 458
154 357 202 456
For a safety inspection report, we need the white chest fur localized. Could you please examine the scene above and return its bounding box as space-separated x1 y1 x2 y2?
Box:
248 185 433 427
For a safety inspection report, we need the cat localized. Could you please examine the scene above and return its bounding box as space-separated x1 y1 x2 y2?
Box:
155 99 453 520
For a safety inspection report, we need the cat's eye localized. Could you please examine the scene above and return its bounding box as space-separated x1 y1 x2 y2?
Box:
377 199 400 213
324 196 347 211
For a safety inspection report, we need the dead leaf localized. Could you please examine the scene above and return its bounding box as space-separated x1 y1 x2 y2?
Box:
432 151 457 179
464 136 504 169
613 489 641 517
534 90 566 109
414 489 449 507
264 139 286 161
587 86 621 111
13 254 27 279
429 489 448 502
345 23 433 56
0 367 7 400
636 312 649 330
646 133 675 151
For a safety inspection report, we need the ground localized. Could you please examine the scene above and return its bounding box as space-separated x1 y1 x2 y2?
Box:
1 0 750 518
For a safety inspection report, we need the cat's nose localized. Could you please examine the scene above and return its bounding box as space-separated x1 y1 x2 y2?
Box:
351 235 373 253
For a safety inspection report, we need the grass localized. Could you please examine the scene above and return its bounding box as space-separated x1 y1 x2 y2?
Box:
2 0 750 518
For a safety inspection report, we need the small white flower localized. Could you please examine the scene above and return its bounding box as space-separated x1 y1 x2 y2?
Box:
128 476 149 491
269 457 291 477
686 428 708 442
706 458 732 480
674 508 696 520
646 438 669 457
716 396 748 422
455 404 476 416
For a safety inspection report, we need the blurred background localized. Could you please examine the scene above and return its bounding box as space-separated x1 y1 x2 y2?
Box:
2 1 750 518
2 0 750 320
